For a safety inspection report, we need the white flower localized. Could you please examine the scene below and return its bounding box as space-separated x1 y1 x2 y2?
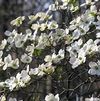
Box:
40 23 47 31
58 49 64 59
96 33 100 38
38 63 55 75
9 58 19 69
5 77 16 91
90 5 97 13
3 54 12 70
69 49 86 68
86 0 92 4
80 24 89 34
97 15 100 21
0 39 7 50
65 28 69 34
38 63 48 76
52 53 59 63
26 44 35 56
28 15 38 22
15 34 28 48
69 24 76 30
5 70 31 91
44 49 64 63
15 73 25 88
49 4 56 11
72 29 80 40
4 30 12 36
70 56 86 69
3 54 19 70
36 33 50 49
44 53 57 63
88 60 100 75
21 54 32 63
10 16 25 27
0 59 4 67
89 62 97 69
78 49 86 61
82 39 98 55
9 98 17 101
29 68 39 75
43 62 55 75
77 39 83 46
0 82 5 87
44 55 52 63
61 0 69 5
36 12 51 21
48 21 58 30
0 51 3 58
20 70 31 84
31 23 40 31
76 17 81 24
26 29 32 36
45 93 59 101
7 30 18 44
0 95 6 101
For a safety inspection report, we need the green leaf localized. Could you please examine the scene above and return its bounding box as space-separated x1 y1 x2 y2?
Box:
33 49 42 56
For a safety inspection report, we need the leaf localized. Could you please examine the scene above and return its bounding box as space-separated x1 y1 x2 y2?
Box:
33 49 42 56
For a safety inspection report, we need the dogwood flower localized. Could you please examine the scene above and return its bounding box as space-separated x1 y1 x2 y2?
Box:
67 39 83 57
28 15 38 22
3 54 12 70
86 0 92 4
44 49 64 63
45 93 59 101
26 44 35 56
36 12 51 21
38 62 55 76
0 39 7 50
81 39 99 55
4 30 12 36
29 68 39 75
69 50 86 69
0 95 6 101
10 16 25 27
36 33 50 49
49 4 56 11
0 59 4 67
31 23 40 31
3 54 19 70
5 70 31 91
9 97 17 101
20 70 31 84
15 34 28 48
96 32 100 38
6 30 18 44
44 55 52 63
48 21 58 30
90 5 97 13
72 29 81 40
21 54 32 63
9 58 19 69
40 23 47 31
5 77 17 91
88 60 100 75
58 49 64 59
0 82 5 87
42 62 55 75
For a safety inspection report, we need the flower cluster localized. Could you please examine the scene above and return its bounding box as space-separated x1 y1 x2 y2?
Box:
0 0 99 100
